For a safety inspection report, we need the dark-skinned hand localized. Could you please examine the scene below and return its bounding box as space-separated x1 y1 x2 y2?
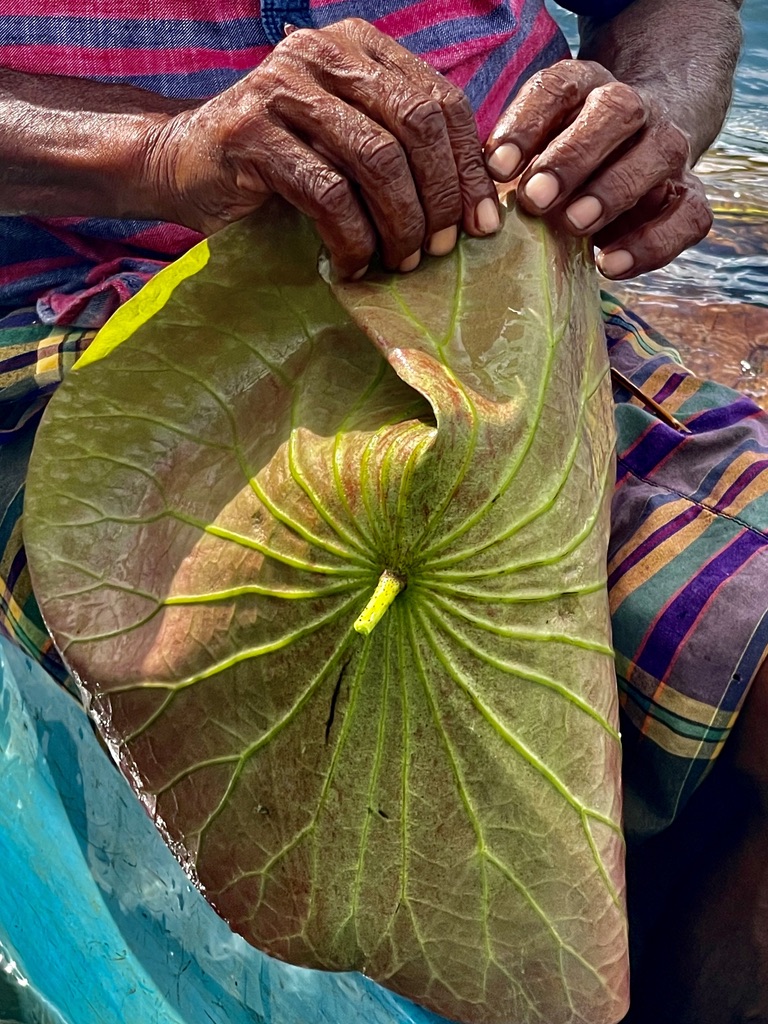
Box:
149 17 500 279
484 59 714 279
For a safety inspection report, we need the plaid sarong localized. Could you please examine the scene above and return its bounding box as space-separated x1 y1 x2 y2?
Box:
3 296 768 839
604 300 768 837
0 313 95 690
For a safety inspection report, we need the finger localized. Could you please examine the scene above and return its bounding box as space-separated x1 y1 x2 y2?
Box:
561 121 689 235
379 43 499 236
595 177 713 279
514 81 648 216
256 127 377 279
309 24 460 238
438 84 500 237
335 19 498 238
485 59 615 181
275 91 425 269
591 182 669 251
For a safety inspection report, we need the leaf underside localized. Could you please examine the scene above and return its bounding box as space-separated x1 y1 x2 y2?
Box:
25 198 628 1024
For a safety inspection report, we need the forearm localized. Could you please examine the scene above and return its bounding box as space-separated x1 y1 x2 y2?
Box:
0 68 189 219
578 0 743 162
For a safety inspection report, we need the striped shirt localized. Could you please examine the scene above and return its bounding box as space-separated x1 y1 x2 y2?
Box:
0 0 630 328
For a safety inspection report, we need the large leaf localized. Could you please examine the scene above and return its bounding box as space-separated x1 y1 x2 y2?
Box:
25 198 627 1024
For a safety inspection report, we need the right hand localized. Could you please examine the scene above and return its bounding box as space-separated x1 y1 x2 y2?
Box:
147 18 500 278
484 60 713 280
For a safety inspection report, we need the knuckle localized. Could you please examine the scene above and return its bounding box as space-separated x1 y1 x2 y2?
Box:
545 132 593 173
357 133 407 180
577 59 610 82
537 64 582 104
602 164 640 210
458 160 494 194
641 224 673 261
671 121 691 155
280 25 312 46
662 176 713 240
277 25 320 58
389 205 426 247
537 59 608 98
309 170 354 214
258 74 308 119
427 187 462 229
595 81 646 126
667 123 691 166
335 16 386 53
399 95 444 137
651 120 690 172
644 207 706 261
334 16 373 41
511 101 554 142
255 61 285 96
276 28 338 73
441 85 473 121
688 195 714 236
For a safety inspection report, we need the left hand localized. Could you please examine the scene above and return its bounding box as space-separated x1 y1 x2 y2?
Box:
483 59 713 279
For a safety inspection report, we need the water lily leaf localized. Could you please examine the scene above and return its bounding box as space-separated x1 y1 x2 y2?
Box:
25 198 627 1024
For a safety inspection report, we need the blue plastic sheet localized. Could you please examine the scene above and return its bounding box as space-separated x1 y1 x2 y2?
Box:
0 636 444 1024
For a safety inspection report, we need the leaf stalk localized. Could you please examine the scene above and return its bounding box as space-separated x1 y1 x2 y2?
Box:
354 570 406 635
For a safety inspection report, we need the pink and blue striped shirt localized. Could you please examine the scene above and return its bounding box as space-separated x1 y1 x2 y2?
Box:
0 0 631 327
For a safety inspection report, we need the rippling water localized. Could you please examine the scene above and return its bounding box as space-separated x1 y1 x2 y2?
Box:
659 0 768 303
552 0 768 397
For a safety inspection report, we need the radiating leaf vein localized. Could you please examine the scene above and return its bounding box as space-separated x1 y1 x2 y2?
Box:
420 601 619 741
417 234 570 563
414 605 621 837
421 454 613 582
150 344 369 567
194 625 364 855
425 590 614 656
407 606 602 1004
116 592 363 741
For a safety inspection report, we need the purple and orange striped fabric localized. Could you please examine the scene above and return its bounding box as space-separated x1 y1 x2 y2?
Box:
604 299 768 837
0 0 591 328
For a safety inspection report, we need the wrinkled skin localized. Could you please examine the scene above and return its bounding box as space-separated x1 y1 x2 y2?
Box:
151 18 501 277
485 59 714 280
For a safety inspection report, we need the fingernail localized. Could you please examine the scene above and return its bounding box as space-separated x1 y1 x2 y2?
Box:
486 143 523 181
399 250 421 273
523 172 560 210
566 195 603 231
598 249 634 278
475 197 500 235
425 225 457 257
351 264 369 281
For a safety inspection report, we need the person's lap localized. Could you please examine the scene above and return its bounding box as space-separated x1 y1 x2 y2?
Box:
602 297 768 837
